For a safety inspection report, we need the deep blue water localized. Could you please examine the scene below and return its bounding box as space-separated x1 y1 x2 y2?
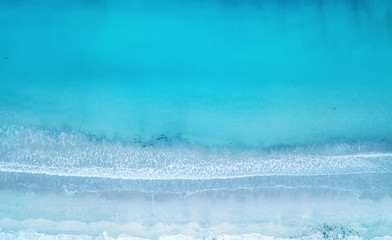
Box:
0 0 392 239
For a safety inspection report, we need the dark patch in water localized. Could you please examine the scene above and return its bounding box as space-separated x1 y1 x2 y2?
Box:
317 224 356 239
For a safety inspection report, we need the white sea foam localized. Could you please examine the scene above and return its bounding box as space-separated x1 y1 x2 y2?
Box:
1 230 392 240
1 126 391 180
1 180 392 238
1 0 392 238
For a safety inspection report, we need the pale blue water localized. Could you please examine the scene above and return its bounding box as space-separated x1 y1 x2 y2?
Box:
0 0 392 239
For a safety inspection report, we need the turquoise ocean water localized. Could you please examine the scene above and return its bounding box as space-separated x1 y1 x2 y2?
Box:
1 0 392 239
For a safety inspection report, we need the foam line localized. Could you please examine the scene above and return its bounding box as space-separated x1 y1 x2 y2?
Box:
1 126 392 180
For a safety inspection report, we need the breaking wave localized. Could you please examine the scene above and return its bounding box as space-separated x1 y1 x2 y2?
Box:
1 0 392 238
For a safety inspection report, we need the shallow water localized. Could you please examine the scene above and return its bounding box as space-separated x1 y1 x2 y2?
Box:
1 0 392 239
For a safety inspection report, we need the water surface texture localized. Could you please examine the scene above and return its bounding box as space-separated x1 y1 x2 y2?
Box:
1 0 392 239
